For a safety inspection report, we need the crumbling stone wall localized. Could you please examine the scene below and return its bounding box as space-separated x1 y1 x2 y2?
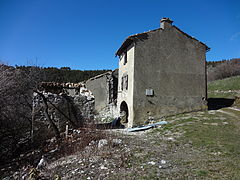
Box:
108 69 118 104
33 82 95 133
86 70 119 122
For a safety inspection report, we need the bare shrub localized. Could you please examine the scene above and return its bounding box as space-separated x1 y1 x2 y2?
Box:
0 64 43 164
207 58 240 82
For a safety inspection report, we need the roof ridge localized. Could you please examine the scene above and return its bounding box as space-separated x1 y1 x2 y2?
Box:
115 25 210 56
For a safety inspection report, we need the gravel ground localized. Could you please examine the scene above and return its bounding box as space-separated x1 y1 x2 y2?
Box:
2 106 240 180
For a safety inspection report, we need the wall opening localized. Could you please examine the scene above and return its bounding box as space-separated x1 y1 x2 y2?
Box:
120 101 129 123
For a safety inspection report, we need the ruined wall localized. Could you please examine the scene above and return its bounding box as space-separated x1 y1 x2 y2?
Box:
86 71 118 122
33 83 95 133
86 72 111 112
132 26 207 125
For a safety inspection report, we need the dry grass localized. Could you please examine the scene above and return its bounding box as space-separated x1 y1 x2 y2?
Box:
2 105 240 179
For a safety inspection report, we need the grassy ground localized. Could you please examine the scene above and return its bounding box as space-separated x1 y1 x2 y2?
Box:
112 107 240 179
208 76 240 98
3 76 240 179
18 105 238 180
208 76 240 91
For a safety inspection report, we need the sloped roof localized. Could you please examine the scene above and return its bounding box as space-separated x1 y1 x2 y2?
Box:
115 26 210 56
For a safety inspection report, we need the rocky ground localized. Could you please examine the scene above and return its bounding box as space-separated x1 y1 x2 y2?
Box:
2 101 240 180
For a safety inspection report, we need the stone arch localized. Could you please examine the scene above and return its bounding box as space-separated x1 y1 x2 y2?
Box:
120 101 129 123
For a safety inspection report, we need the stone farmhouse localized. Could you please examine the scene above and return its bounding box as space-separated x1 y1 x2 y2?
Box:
87 18 210 128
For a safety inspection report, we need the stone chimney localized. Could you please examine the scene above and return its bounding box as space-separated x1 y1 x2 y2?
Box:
160 17 173 29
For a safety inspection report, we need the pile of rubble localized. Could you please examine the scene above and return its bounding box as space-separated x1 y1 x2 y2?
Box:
33 82 95 132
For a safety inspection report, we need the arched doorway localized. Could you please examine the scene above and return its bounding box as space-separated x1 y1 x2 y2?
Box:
120 101 129 124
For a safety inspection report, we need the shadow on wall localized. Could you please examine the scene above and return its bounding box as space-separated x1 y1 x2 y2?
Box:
207 98 235 110
120 101 129 123
96 117 124 129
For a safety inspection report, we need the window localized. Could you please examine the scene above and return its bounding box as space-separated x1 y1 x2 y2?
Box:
124 51 127 65
121 75 128 90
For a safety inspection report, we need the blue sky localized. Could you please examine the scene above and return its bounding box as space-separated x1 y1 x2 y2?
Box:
0 0 239 70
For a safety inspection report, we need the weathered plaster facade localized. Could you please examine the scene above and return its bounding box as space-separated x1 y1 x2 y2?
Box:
117 44 135 127
116 18 209 127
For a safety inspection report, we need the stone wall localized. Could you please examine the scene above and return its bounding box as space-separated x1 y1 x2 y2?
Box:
116 19 208 127
132 24 207 126
86 70 119 122
33 82 95 132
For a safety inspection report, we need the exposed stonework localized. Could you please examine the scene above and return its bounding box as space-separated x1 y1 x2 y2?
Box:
34 82 95 132
94 103 118 122
86 70 118 122
35 19 209 128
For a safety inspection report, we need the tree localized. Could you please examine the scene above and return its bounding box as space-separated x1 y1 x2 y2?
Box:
0 64 43 163
60 67 71 70
207 58 240 82
0 63 109 164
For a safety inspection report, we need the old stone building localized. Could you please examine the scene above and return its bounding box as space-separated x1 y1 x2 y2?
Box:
85 70 118 121
116 18 210 127
34 82 95 133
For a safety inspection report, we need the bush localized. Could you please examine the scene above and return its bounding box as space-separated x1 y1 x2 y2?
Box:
0 65 43 163
207 58 240 82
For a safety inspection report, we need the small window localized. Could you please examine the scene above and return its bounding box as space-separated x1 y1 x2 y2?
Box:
121 75 128 90
121 77 123 91
124 51 127 65
125 75 128 90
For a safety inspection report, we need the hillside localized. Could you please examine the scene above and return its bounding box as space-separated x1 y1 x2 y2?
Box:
208 76 240 98
15 65 111 83
3 103 240 179
208 76 240 91
1 77 240 179
207 58 240 82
